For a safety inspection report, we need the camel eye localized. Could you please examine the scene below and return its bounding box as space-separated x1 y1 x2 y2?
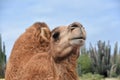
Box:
53 32 60 40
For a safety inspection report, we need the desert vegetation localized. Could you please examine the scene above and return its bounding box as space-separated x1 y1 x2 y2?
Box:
0 35 6 78
77 40 120 80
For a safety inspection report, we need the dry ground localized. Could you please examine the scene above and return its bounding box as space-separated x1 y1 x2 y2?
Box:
105 78 119 80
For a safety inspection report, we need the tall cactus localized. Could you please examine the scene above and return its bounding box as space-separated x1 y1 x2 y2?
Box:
0 34 6 78
109 64 117 77
110 42 120 77
89 40 111 77
112 42 118 65
89 41 120 77
117 49 120 75
77 40 120 77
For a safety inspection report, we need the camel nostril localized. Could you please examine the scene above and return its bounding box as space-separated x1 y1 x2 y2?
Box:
69 22 82 28
69 22 80 31
70 22 79 27
71 24 79 28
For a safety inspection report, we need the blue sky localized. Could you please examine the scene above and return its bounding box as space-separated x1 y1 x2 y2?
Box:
0 0 120 59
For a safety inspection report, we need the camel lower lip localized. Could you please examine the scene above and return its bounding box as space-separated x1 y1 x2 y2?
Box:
70 39 85 46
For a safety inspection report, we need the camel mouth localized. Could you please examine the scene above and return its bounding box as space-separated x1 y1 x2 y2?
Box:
71 37 86 40
69 36 86 47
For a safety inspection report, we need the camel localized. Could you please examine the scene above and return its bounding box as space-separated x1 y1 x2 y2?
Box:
5 22 51 80
18 22 86 80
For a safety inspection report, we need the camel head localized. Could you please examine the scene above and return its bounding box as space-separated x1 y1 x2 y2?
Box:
50 22 86 60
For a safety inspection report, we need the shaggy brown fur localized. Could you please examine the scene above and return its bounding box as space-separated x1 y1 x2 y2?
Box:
18 48 79 80
5 22 51 80
18 22 86 80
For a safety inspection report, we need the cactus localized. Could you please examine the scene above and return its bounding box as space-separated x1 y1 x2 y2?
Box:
109 64 117 77
89 40 112 77
0 34 6 78
89 41 120 77
77 40 120 77
116 49 120 75
111 42 120 77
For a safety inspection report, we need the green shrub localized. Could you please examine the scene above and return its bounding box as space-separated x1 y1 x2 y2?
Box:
77 54 92 75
